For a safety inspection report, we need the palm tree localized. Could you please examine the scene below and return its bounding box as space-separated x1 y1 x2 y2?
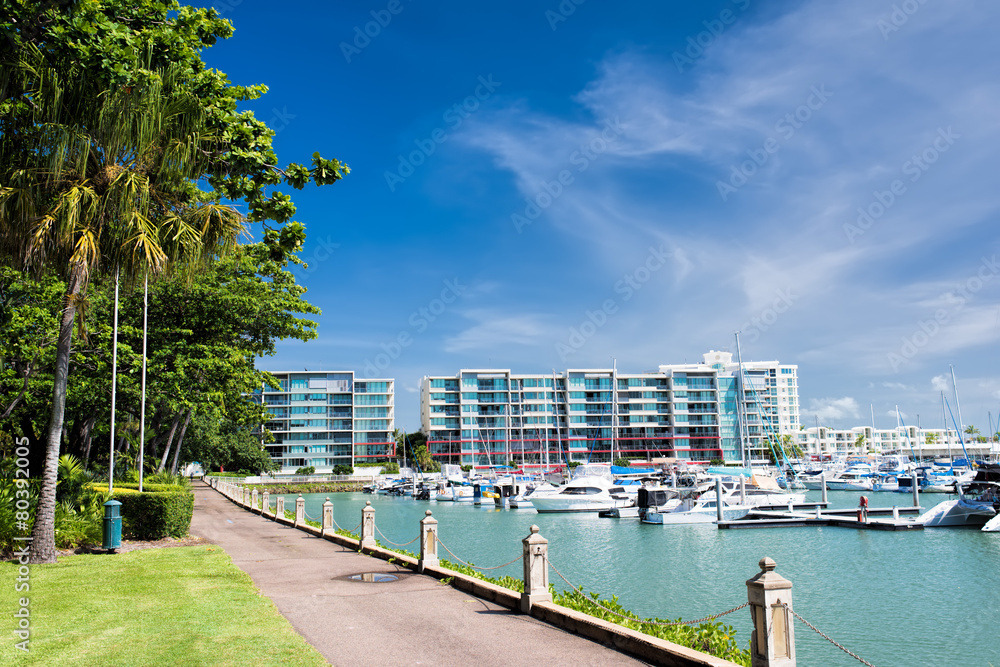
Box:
0 51 242 562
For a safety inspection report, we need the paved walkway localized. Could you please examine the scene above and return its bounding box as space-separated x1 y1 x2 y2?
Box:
190 483 648 667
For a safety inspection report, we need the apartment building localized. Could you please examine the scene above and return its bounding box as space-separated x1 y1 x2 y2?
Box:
796 425 994 459
419 351 799 468
258 371 394 473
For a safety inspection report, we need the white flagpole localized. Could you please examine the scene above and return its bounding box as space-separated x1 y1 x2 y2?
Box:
109 269 120 494
138 274 148 492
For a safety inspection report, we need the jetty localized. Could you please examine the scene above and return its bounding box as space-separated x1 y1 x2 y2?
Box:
719 505 924 530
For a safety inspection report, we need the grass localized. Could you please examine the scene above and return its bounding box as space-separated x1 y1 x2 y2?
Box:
0 546 328 666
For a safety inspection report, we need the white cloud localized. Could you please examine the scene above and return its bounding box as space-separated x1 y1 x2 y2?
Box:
931 374 951 392
802 396 860 424
444 310 555 353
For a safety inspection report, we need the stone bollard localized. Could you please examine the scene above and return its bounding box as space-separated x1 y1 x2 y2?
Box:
262 490 270 516
295 495 305 527
520 525 552 613
276 496 285 521
419 510 439 573
251 488 259 511
746 557 796 667
322 498 334 535
360 501 376 549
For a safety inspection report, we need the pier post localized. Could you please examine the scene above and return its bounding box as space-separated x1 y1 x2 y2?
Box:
716 478 724 523
912 472 919 507
322 498 333 534
295 494 305 526
419 510 439 573
276 496 285 520
360 501 376 549
820 473 828 505
262 490 270 516
740 476 747 505
746 557 796 667
520 525 552 613
251 488 259 511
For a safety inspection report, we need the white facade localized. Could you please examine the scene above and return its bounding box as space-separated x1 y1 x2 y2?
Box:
796 425 995 459
260 371 394 472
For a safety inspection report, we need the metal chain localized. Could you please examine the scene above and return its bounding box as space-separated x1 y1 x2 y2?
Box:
546 556 748 627
436 538 524 571
374 525 420 547
781 604 876 667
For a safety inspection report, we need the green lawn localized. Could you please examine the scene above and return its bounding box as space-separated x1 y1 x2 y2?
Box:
1 546 329 666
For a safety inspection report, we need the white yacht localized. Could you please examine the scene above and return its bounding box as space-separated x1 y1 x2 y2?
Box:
530 464 632 513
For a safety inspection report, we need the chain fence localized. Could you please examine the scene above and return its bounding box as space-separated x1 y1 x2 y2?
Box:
780 603 876 667
435 538 525 571
374 525 420 548
546 555 748 628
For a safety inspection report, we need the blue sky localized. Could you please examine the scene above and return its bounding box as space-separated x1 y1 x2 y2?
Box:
198 0 1000 434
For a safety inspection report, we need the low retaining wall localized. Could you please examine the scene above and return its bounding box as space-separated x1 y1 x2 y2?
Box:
212 480 740 667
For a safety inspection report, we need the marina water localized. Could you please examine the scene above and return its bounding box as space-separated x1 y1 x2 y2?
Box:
286 490 1000 666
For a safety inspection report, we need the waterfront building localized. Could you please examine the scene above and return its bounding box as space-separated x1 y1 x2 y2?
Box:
258 371 394 473
419 351 799 468
796 425 995 460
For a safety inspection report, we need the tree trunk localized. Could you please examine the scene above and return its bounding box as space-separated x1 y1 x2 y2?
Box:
30 270 82 564
157 412 181 473
81 416 96 467
170 409 193 476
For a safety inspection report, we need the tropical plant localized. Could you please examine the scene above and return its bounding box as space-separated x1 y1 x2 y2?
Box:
1 1 347 563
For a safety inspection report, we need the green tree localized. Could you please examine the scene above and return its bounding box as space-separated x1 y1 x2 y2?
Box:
1 1 346 563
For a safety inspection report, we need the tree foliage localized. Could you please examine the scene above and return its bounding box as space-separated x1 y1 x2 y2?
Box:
0 0 347 561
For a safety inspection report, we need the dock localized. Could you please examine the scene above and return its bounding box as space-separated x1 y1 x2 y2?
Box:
718 506 925 531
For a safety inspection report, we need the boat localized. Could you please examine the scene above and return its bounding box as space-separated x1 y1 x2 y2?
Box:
530 464 633 513
917 464 1000 528
640 487 756 525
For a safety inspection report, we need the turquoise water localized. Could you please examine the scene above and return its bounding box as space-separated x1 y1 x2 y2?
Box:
281 490 1000 666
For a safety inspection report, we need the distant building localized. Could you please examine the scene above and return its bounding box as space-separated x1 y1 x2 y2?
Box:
257 372 394 473
419 351 799 468
796 425 995 459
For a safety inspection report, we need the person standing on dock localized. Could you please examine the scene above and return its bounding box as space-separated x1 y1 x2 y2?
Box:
858 495 869 523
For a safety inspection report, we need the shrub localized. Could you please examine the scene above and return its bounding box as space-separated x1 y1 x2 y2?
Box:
613 457 632 468
86 483 180 494
381 461 400 474
332 464 353 475
118 491 194 540
294 466 316 475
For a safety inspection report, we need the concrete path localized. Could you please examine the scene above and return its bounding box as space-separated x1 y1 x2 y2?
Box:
190 483 648 667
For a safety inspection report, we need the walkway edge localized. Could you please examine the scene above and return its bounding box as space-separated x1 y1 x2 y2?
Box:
214 482 741 667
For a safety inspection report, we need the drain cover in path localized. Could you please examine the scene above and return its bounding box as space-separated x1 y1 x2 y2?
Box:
347 573 399 583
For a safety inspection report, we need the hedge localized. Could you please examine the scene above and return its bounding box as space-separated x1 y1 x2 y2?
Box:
117 491 194 540
87 483 186 494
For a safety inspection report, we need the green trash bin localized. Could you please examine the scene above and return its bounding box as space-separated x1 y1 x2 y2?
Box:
103 499 122 552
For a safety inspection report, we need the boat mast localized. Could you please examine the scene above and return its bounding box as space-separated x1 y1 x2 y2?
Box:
735 332 747 467
870 403 876 456
611 357 618 464
941 391 952 465
950 365 966 437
